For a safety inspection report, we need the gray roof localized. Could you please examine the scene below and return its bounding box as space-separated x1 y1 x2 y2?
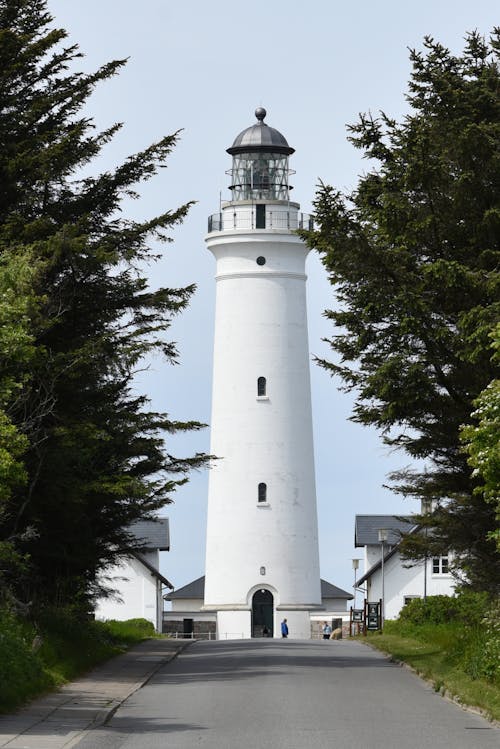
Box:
166 576 205 600
321 579 353 600
128 518 170 551
354 515 416 548
227 108 294 156
166 576 352 601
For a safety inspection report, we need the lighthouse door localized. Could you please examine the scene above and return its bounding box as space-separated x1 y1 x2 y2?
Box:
252 589 274 637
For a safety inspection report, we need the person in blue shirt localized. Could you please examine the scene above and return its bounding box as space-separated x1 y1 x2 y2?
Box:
281 618 289 638
322 621 332 640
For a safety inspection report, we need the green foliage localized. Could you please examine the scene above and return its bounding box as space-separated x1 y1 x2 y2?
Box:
398 593 490 626
0 0 209 609
0 248 40 601
103 617 156 640
303 30 500 593
0 609 51 710
477 601 500 682
461 325 500 552
0 606 156 712
391 593 499 686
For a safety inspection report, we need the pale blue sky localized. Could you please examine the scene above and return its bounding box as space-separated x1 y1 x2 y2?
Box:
47 1 498 596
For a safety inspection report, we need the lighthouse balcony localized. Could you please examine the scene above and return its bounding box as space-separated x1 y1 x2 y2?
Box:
208 206 314 233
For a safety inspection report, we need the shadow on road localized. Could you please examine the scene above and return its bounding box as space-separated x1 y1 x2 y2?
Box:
150 638 394 686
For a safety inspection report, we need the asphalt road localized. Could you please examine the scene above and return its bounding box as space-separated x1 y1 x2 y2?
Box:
74 638 499 749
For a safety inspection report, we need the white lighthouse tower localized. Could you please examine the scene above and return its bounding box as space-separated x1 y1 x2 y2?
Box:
203 108 322 639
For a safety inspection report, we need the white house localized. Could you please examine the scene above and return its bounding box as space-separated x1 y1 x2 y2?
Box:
354 514 456 621
95 519 173 633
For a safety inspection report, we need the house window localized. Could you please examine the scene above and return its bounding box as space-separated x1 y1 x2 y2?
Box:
257 377 266 396
258 483 267 503
432 555 449 574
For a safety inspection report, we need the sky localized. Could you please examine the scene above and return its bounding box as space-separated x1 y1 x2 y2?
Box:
46 1 498 598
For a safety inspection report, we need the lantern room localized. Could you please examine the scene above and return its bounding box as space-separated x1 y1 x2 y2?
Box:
226 107 294 202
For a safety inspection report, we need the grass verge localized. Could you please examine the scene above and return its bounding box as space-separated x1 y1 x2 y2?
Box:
364 622 500 723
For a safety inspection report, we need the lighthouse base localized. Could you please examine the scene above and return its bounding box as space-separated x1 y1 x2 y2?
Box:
215 608 317 640
276 610 314 640
217 610 251 640
164 576 353 640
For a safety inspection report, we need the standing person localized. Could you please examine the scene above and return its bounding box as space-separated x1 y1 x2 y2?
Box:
281 618 289 638
322 621 332 640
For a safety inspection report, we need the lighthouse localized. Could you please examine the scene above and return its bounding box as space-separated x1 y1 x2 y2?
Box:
203 108 323 639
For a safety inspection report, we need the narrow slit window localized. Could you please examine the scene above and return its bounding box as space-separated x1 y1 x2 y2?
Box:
258 483 267 503
257 377 266 397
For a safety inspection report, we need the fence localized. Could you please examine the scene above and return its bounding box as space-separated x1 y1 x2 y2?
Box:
208 211 314 233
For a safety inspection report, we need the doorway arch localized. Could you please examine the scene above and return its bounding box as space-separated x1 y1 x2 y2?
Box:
252 589 274 637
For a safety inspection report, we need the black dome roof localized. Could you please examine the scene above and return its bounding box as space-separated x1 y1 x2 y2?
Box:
227 108 294 156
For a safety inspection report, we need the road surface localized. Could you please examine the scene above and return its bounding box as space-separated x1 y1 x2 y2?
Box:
74 638 499 749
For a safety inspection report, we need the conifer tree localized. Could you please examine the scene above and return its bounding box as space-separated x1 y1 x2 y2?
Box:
0 0 208 609
303 31 500 592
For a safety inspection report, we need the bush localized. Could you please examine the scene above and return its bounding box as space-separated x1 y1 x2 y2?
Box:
462 600 500 684
0 610 53 710
398 592 490 626
394 593 499 685
102 618 156 642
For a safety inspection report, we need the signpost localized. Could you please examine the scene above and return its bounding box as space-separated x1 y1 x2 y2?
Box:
349 601 382 635
365 600 382 632
349 607 364 636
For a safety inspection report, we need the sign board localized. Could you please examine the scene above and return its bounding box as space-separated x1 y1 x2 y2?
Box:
352 609 364 622
366 602 381 631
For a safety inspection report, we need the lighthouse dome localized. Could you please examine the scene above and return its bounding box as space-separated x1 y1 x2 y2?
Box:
227 108 295 156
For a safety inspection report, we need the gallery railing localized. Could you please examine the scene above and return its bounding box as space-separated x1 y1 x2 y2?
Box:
207 211 314 233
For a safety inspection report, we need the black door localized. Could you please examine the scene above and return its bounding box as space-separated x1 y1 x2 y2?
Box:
183 618 194 638
252 589 274 637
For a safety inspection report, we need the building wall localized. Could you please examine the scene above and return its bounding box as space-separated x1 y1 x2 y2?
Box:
95 555 161 630
321 597 350 612
217 610 251 639
365 543 396 570
170 598 206 612
204 227 321 611
166 595 351 640
365 551 455 620
162 616 217 639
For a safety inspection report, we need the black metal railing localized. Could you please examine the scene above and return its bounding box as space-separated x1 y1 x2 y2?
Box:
207 211 314 233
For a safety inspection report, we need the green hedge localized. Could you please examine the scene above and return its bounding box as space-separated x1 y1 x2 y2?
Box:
398 592 490 626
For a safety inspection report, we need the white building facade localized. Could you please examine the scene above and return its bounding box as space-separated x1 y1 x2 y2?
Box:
203 108 322 639
95 519 172 633
355 515 456 621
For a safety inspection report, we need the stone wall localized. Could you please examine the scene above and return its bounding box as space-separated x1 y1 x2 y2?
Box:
162 619 216 639
311 618 349 639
